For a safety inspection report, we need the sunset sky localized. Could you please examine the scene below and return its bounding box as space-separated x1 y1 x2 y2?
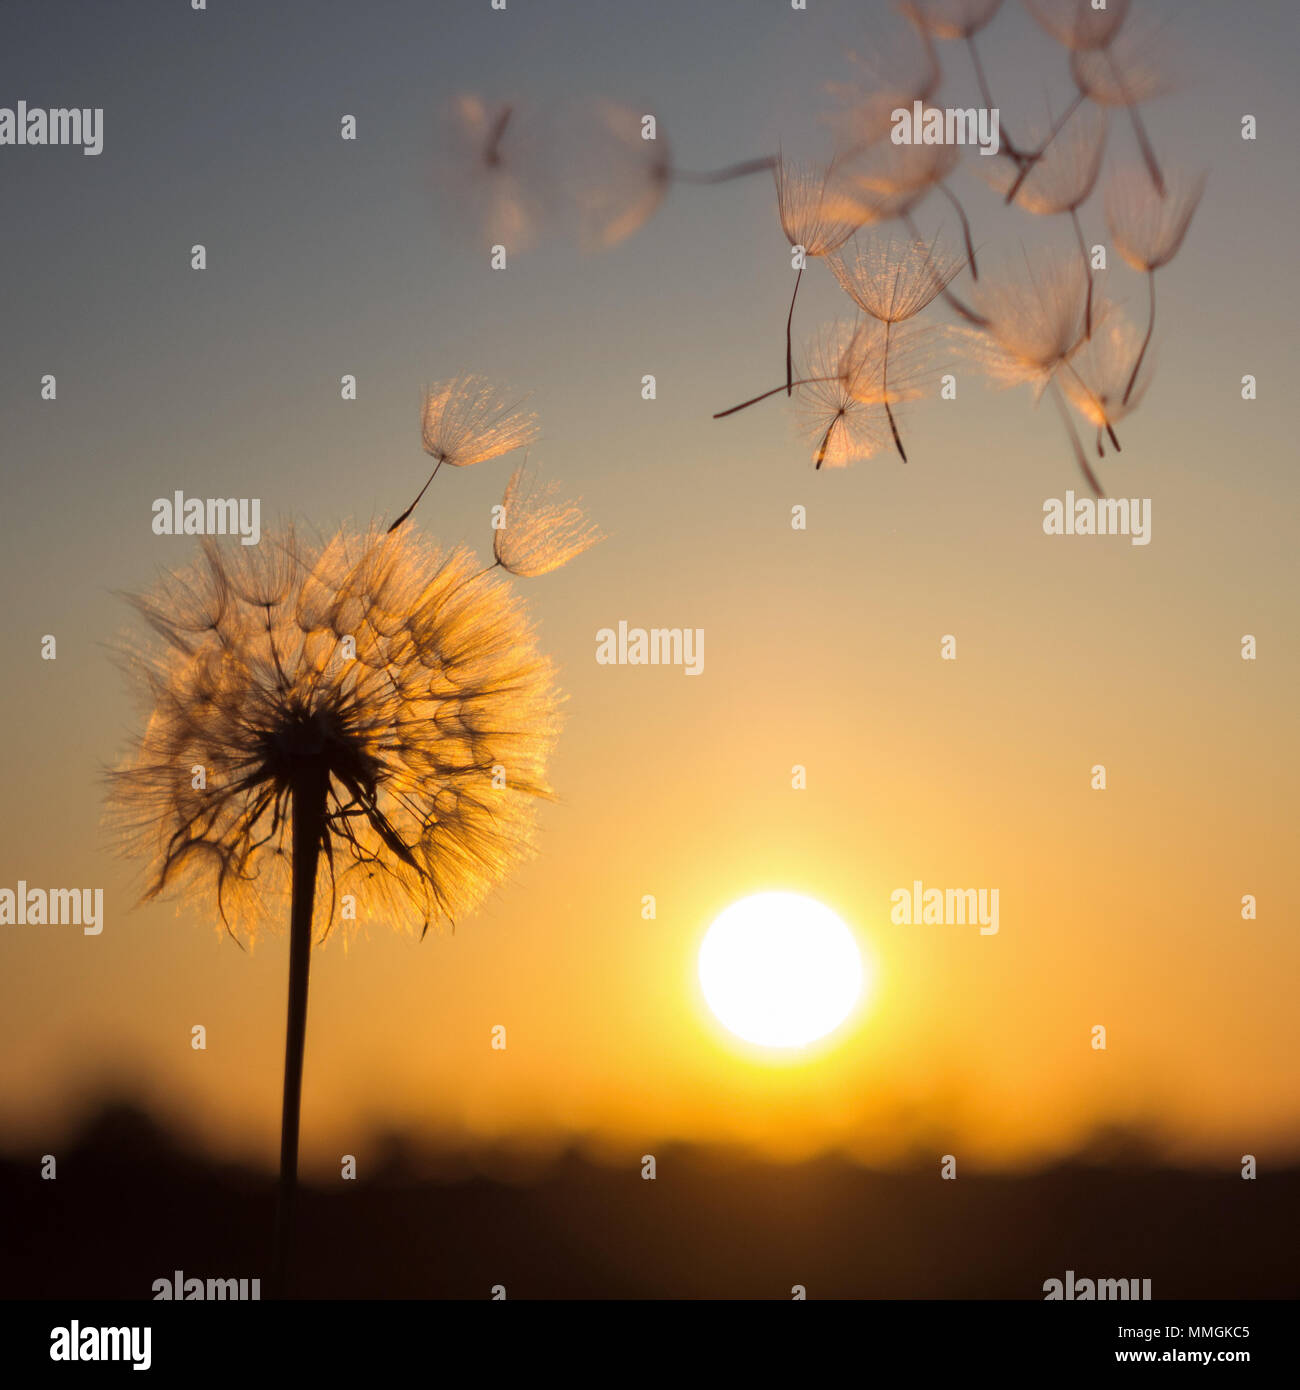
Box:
1 0 1297 1179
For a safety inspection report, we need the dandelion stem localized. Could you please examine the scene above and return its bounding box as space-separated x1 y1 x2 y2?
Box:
1004 91 1085 204
388 459 444 532
966 36 1028 166
883 321 907 464
937 183 979 280
1104 48 1165 197
814 416 839 470
785 265 803 397
484 105 512 168
672 156 777 185
713 375 837 419
1124 270 1156 405
271 759 329 1300
1070 208 1094 338
1048 375 1104 498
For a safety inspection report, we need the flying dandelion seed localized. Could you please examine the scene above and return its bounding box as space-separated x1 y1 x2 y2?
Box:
561 99 672 251
493 464 604 577
774 155 865 396
1059 305 1153 455
899 0 1039 167
971 249 1106 495
434 94 550 251
105 524 561 1295
1106 165 1205 402
1070 12 1174 197
714 318 946 472
796 320 893 469
1022 0 1132 53
981 103 1107 334
824 20 941 154
899 0 1005 39
826 230 965 461
1013 0 1151 197
389 375 540 532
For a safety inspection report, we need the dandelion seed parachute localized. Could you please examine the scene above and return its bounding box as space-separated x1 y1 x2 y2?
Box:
1059 306 1153 454
1022 0 1131 53
1069 13 1174 196
389 375 540 531
1106 166 1205 401
774 156 865 394
494 465 604 577
434 94 551 251
980 104 1107 333
826 231 965 461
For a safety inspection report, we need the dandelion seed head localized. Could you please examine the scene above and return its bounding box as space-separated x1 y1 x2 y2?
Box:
105 525 561 943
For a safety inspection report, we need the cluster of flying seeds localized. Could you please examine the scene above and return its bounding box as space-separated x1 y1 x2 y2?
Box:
429 0 1200 494
709 0 1201 489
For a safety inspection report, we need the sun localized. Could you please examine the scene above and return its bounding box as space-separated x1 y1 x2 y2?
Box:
698 892 865 1048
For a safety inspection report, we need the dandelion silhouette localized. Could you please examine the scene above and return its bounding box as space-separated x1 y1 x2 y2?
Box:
826 230 965 461
105 524 561 1295
774 156 865 396
1106 165 1205 402
389 375 539 531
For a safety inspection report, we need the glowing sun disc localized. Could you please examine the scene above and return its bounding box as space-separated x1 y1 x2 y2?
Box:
698 892 864 1048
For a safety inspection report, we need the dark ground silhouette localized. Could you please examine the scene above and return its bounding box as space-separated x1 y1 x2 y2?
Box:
3 1101 1295 1299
